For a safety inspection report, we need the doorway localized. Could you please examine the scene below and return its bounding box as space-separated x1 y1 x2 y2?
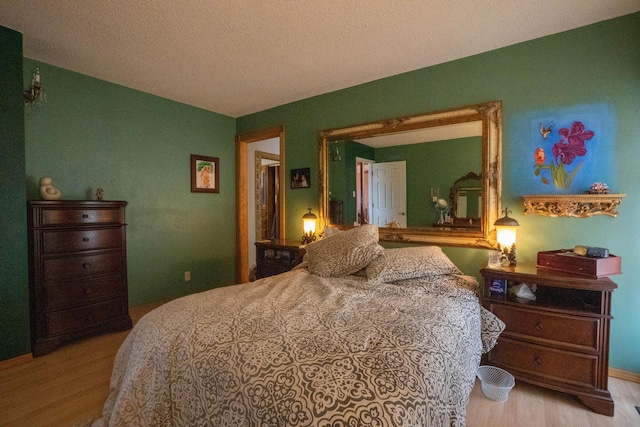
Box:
370 161 407 227
355 157 373 225
255 150 280 241
236 126 285 284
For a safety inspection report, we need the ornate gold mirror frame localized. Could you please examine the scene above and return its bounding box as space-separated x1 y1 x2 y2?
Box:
318 101 502 248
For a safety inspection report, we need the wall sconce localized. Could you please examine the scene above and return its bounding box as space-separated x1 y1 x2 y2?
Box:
494 206 520 265
329 143 341 163
302 208 317 244
24 66 46 108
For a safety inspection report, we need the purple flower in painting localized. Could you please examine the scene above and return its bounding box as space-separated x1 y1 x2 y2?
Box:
552 139 587 164
551 121 593 165
558 121 595 146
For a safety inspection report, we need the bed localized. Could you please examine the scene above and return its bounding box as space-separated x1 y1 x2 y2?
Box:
92 225 504 426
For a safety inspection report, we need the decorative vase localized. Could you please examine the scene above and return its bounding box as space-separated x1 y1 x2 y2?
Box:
39 177 62 200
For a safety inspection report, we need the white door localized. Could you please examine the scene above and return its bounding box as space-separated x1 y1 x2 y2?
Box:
371 161 407 227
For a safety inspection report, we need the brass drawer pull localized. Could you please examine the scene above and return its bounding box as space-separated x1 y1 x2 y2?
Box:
82 237 90 242
534 357 542 366
82 214 89 218
82 263 91 268
535 322 544 331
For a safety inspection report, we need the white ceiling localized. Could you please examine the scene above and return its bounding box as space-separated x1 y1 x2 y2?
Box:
1 1 638 118
356 121 483 148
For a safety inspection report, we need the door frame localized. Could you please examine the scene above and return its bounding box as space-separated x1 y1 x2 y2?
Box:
236 125 286 284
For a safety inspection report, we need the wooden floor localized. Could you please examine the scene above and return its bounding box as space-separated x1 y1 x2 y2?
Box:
1 301 639 427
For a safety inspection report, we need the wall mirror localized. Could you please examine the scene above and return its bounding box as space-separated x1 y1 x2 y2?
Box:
318 101 502 247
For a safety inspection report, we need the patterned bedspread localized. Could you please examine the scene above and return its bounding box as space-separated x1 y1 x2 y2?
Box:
93 267 503 427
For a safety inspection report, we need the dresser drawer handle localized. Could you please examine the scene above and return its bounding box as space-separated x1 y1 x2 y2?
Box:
534 357 542 366
535 322 544 331
82 214 89 218
82 237 90 242
82 263 91 268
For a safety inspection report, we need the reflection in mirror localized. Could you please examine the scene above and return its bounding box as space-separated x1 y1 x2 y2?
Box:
255 151 280 241
318 101 502 248
449 172 482 229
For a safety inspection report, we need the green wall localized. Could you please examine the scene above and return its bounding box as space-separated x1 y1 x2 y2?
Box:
23 59 238 309
0 27 30 360
237 13 640 373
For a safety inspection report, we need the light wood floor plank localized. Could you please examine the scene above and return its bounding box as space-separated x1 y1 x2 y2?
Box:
1 299 638 427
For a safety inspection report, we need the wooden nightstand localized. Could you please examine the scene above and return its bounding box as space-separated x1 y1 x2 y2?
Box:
480 263 617 416
255 240 306 279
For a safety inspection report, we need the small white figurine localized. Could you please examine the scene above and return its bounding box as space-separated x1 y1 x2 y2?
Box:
39 177 61 200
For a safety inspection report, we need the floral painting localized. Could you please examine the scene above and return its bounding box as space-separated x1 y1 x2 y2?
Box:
533 121 594 189
508 103 616 195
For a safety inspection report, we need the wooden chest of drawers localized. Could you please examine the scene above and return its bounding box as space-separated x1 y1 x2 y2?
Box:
481 264 616 416
29 201 132 356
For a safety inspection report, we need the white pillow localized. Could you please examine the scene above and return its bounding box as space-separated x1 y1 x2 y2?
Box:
365 246 462 283
306 224 383 277
322 225 341 238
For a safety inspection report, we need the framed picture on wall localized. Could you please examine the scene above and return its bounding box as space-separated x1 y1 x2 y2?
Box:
290 167 310 189
191 154 220 193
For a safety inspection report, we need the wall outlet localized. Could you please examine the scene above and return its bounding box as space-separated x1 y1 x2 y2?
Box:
184 271 191 282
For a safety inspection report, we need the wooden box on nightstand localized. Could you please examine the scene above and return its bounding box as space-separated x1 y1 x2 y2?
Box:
480 263 616 416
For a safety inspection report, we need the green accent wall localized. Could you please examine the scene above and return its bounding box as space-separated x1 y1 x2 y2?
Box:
23 59 238 309
0 26 30 360
237 13 640 373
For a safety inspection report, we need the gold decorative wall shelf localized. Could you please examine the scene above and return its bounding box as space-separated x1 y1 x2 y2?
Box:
523 194 626 218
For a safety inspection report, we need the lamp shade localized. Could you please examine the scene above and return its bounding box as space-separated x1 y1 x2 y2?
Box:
302 208 317 244
494 206 519 265
496 226 517 248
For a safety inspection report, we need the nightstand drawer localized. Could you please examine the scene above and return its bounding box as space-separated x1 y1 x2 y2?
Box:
489 337 597 388
491 304 599 352
46 298 128 336
42 207 123 226
43 252 123 282
43 228 122 254
44 275 126 310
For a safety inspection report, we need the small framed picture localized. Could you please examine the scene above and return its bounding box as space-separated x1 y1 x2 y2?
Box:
191 154 220 193
290 167 310 189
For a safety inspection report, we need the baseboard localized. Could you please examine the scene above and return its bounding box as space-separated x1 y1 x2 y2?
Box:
609 367 640 383
0 353 33 371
